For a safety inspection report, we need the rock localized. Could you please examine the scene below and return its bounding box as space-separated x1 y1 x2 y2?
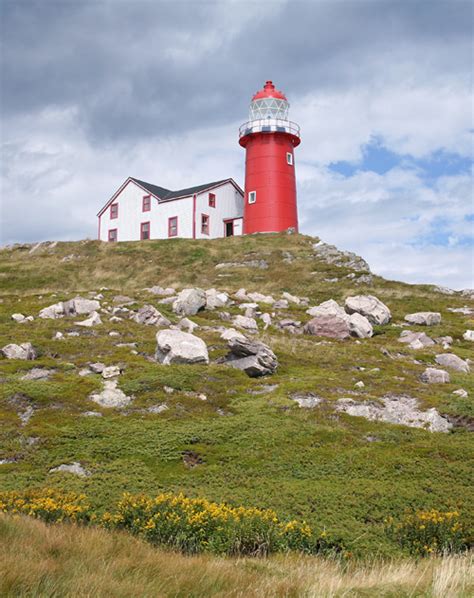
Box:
312 241 371 272
147 404 169 414
306 299 346 318
261 313 272 330
132 305 170 327
93 293 104 300
11 313 26 323
348 313 373 338
109 331 120 337
277 319 302 334
78 368 92 377
177 317 199 333
49 462 90 477
146 286 175 296
345 295 391 326
399 331 435 347
249 384 279 395
75 311 102 327
220 328 246 342
234 288 249 301
282 292 300 304
53 331 64 340
435 354 470 373
290 392 322 408
113 295 134 305
336 395 452 433
21 368 54 381
102 366 121 379
404 312 441 326
273 299 289 309
82 411 103 417
172 288 206 316
434 285 456 295
453 389 468 398
1 343 36 360
355 380 365 388
215 260 268 270
239 303 259 318
89 362 105 373
434 336 453 347
247 292 275 304
461 288 474 299
205 288 229 309
304 314 351 339
71 297 101 315
156 329 209 365
38 302 65 319
420 367 450 383
232 315 258 331
225 336 278 377
463 330 474 342
90 379 132 408
448 306 473 315
356 274 374 285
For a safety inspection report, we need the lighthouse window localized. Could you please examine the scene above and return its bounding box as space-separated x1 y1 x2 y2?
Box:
208 193 216 208
201 214 210 235
248 191 256 204
286 152 293 165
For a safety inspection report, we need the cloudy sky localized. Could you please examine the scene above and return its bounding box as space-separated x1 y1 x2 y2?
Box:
1 0 472 288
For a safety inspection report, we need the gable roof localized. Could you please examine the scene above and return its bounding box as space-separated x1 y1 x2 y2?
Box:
97 177 243 217
130 177 236 200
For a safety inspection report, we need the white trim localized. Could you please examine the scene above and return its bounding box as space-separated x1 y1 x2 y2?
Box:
286 152 293 165
248 190 257 204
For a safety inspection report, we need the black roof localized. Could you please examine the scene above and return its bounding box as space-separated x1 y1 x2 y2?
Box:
131 177 231 200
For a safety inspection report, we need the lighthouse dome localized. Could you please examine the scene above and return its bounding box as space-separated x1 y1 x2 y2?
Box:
249 80 289 121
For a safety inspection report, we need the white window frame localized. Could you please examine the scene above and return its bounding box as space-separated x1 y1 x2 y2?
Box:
286 152 293 166
248 190 257 204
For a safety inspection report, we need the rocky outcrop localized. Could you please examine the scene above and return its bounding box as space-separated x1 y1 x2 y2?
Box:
336 395 452 432
344 295 391 325
225 336 277 377
1 342 37 360
420 367 450 383
312 241 371 272
39 297 100 319
435 354 470 373
156 329 209 365
172 288 206 316
404 312 441 326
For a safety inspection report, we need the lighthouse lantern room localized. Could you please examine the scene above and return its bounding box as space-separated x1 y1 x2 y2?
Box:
239 80 301 234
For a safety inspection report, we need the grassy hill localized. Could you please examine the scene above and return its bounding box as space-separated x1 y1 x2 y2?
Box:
0 233 473 566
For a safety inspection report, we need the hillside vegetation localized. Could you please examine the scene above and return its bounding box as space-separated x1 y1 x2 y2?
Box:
0 234 473 563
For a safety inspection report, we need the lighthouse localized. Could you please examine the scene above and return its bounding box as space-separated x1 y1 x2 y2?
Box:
239 80 301 234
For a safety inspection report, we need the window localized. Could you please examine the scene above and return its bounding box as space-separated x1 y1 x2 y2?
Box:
201 214 209 235
248 190 256 204
208 192 216 208
168 216 178 237
110 203 118 219
286 152 293 166
142 195 151 212
140 221 150 240
108 229 117 242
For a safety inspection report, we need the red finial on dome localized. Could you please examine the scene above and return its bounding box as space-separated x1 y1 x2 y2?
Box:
252 80 287 101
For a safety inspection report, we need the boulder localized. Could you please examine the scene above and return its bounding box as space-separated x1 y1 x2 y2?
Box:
261 313 272 330
435 354 470 373
225 336 278 377
234 288 249 301
404 312 441 326
38 302 65 319
49 462 91 477
220 328 246 341
348 313 373 338
420 367 450 383
463 330 474 342
453 389 468 398
102 366 121 379
232 315 258 331
273 299 289 309
75 311 102 327
277 319 302 334
146 286 176 296
89 379 132 408
132 305 170 327
306 299 346 318
398 331 435 347
345 295 391 325
89 362 105 373
205 288 229 309
156 329 209 365
172 288 206 316
70 297 101 315
247 292 275 305
304 314 351 339
177 317 199 333
11 313 26 323
282 292 300 304
1 342 36 360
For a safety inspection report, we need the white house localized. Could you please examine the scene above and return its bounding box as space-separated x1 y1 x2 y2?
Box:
97 177 244 242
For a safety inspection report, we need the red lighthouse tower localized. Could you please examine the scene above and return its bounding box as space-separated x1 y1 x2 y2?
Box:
239 80 301 234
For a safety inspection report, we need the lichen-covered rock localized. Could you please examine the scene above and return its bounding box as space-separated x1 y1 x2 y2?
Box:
420 367 450 383
404 312 441 326
435 353 470 373
225 336 278 377
156 329 209 365
345 295 391 325
172 288 206 316
304 314 351 339
1 342 36 360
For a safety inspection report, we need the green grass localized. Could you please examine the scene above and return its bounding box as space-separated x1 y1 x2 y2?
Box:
1 234 473 557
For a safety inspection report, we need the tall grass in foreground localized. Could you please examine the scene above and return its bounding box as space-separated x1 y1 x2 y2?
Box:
1 514 472 598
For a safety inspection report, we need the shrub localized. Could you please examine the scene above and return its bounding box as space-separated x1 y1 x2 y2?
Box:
0 488 92 524
387 509 471 556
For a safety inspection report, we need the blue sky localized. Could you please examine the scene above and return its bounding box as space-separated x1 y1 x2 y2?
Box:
1 0 473 288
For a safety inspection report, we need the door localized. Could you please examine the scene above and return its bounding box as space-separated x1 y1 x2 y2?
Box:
225 220 234 237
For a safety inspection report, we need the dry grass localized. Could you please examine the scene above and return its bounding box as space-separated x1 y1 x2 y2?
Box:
1 515 472 597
